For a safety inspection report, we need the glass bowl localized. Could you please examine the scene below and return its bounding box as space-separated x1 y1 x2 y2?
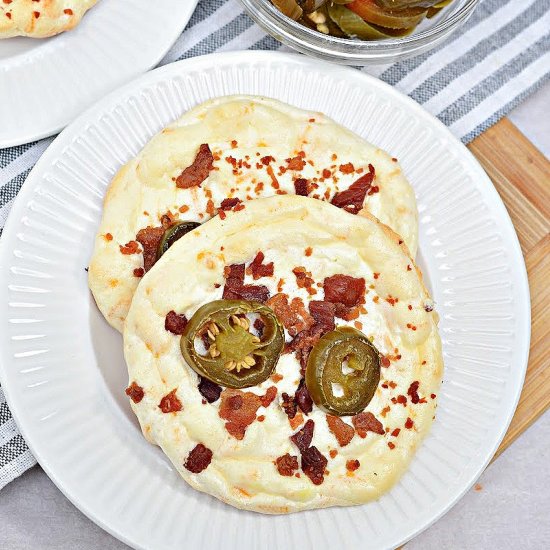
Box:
239 0 479 65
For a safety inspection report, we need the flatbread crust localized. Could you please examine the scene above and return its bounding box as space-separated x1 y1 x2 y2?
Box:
123 196 442 514
0 0 97 38
89 95 418 332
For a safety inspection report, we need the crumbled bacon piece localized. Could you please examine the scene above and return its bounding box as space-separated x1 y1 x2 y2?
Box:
331 164 375 214
295 379 313 414
125 382 144 403
381 356 391 368
309 301 336 333
286 155 306 171
247 251 274 280
219 389 261 440
184 443 213 473
136 225 165 272
222 262 270 303
291 419 314 452
352 412 384 437
293 267 315 293
405 417 414 429
267 293 314 337
260 386 278 408
198 376 222 403
119 240 140 255
176 144 214 188
301 446 327 485
219 197 241 211
339 162 355 174
408 381 420 404
294 178 309 196
346 459 360 472
281 392 298 419
164 311 188 335
323 275 366 308
326 416 354 447
276 454 299 476
260 155 274 166
133 267 145 278
159 389 182 413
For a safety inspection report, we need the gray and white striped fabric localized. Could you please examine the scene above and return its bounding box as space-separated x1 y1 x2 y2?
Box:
1 0 549 490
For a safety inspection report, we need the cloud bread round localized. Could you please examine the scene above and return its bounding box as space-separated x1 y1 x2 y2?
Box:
89 95 418 332
123 195 442 514
0 0 97 39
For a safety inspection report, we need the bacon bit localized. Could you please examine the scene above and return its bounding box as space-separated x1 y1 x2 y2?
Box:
104 233 113 241
247 251 274 280
281 392 297 420
176 144 214 188
323 274 366 309
388 442 396 450
405 417 414 429
198 377 222 403
329 449 338 459
389 381 397 389
301 446 327 485
292 267 317 295
276 454 299 476
346 459 360 472
133 267 145 278
271 373 283 383
267 293 314 337
159 389 182 413
257 415 265 422
231 140 238 149
373 273 380 280
136 226 165 272
223 263 270 303
291 419 314 452
380 406 391 417
339 163 355 174
321 168 331 179
367 185 380 196
391 428 401 437
406 323 417 331
352 412 384 437
164 311 188 335
394 395 407 406
218 209 226 220
286 155 306 171
125 382 144 403
119 240 140 255
289 411 304 430
305 247 313 257
381 356 391 368
407 381 420 404
260 386 278 408
330 164 375 214
326 416 355 447
219 389 262 440
219 197 241 211
295 378 313 414
184 443 213 473
260 155 274 166
430 393 436 399
293 178 309 196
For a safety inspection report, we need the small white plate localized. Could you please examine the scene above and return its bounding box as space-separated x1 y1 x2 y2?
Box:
0 0 198 147
0 51 530 549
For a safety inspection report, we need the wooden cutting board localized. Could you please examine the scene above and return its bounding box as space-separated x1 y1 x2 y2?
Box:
467 118 550 460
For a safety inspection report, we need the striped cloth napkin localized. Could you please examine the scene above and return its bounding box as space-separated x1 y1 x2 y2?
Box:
1 0 549 490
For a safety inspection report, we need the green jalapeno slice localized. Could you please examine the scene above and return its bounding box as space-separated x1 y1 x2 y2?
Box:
180 300 284 389
306 326 380 416
157 221 200 260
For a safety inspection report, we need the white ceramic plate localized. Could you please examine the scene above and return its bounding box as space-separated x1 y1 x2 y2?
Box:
0 51 530 550
0 0 198 147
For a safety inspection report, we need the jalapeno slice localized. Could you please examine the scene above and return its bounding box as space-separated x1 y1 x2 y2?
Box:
180 300 284 389
157 221 200 259
306 327 380 416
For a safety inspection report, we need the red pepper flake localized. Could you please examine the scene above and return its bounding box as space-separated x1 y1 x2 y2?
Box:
407 265 412 271
346 459 360 472
184 443 213 473
381 356 391 368
407 381 420 404
133 267 145 278
275 454 299 476
119 240 141 255
385 295 398 306
220 197 241 211
380 406 391 417
230 140 238 148
205 199 215 216
389 381 397 389
179 205 190 213
308 118 316 123
408 304 413 310
286 155 306 171
125 382 144 403
159 389 182 413
331 154 337 161
391 428 401 437
391 157 398 162
218 209 226 220
260 155 274 165
322 168 332 179
305 247 313 257
396 395 407 406
373 272 380 279
422 360 427 365
257 415 265 422
104 233 113 241
430 393 436 399
266 165 279 188
339 162 355 174
64 8 73 15
329 449 338 459
405 417 414 429
388 442 396 450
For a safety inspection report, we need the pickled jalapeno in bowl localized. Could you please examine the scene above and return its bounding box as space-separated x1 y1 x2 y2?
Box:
271 0 453 40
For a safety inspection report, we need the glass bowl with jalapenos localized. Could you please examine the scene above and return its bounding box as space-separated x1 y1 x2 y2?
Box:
240 0 478 64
